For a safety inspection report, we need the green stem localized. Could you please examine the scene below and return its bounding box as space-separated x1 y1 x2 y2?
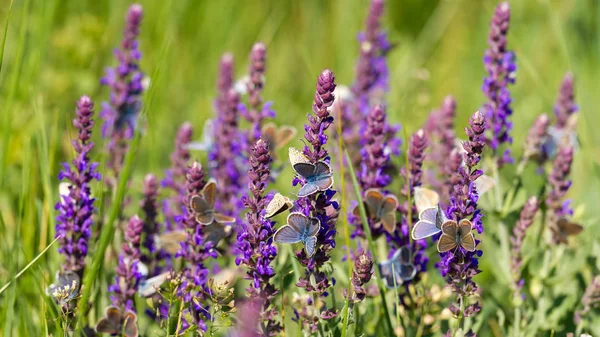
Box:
344 149 395 335
513 306 521 337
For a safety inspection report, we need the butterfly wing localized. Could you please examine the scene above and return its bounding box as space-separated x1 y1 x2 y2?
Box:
289 147 311 166
204 222 231 245
287 213 308 233
435 204 447 229
196 213 214 225
311 162 334 191
297 183 319 197
397 246 412 265
304 236 318 257
412 220 441 240
458 219 476 251
419 207 438 223
265 193 293 218
190 195 208 213
122 311 139 337
157 230 187 255
213 212 236 224
96 306 121 334
399 263 417 281
276 126 297 149
378 261 400 288
202 180 217 209
437 220 458 253
307 217 321 237
474 175 496 196
262 122 277 148
380 211 396 233
293 162 315 178
414 187 439 213
364 189 384 217
274 225 302 244
138 272 170 297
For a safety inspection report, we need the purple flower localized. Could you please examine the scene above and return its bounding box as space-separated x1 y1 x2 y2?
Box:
55 95 101 275
101 4 145 180
177 162 214 330
240 42 275 144
209 54 246 218
140 174 163 271
545 145 574 243
109 215 144 311
554 72 577 129
236 138 281 335
162 122 194 229
510 197 539 295
438 110 486 318
482 2 515 167
351 252 374 302
522 114 550 163
294 69 339 315
425 96 457 199
575 276 600 325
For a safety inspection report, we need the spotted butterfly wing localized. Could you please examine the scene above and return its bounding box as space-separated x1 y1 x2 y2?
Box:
458 219 476 252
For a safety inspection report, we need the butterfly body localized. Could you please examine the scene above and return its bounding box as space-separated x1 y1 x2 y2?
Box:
293 161 334 197
274 213 320 256
437 219 476 253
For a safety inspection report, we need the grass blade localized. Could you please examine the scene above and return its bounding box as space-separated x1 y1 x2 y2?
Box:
0 0 13 74
343 148 394 335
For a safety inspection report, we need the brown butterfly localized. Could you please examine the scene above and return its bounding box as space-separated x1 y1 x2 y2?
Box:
353 189 398 233
154 230 187 255
262 123 297 157
551 217 583 244
95 306 138 337
190 180 236 225
437 219 476 253
264 193 294 218
204 222 232 246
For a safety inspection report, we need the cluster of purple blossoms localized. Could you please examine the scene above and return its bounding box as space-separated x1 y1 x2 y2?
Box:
239 43 275 144
209 54 246 218
56 96 101 275
350 252 374 302
438 110 486 319
350 104 393 240
482 2 516 167
235 138 281 336
545 146 574 242
293 69 339 321
554 73 578 129
140 174 162 272
177 161 215 331
510 197 539 297
162 122 194 229
108 215 144 311
100 4 145 180
523 114 550 163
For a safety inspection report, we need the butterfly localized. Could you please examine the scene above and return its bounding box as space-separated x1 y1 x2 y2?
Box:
154 230 187 255
186 119 214 152
262 123 297 158
378 246 417 288
288 148 334 197
265 193 294 218
190 180 236 225
288 147 311 166
437 218 476 253
138 272 171 297
204 222 232 246
352 189 398 233
96 306 138 337
274 212 320 257
551 217 584 244
47 270 80 306
412 188 446 240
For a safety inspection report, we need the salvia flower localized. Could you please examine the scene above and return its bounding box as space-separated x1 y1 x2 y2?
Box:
236 138 281 335
510 197 539 298
140 174 161 271
100 4 145 179
240 43 275 144
522 114 550 163
351 252 374 302
482 2 516 166
162 122 193 229
545 145 574 243
554 72 577 129
439 110 486 318
109 215 144 311
294 69 339 319
426 96 457 197
178 161 214 331
209 54 246 218
56 95 101 275
575 276 600 325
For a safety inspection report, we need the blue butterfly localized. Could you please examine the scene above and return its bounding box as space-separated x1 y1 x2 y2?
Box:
412 204 446 240
274 213 320 257
378 246 417 288
293 161 334 197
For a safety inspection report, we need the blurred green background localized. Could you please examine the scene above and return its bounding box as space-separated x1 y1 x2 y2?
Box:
0 0 599 335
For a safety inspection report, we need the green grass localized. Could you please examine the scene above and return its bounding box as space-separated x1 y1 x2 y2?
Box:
0 0 599 336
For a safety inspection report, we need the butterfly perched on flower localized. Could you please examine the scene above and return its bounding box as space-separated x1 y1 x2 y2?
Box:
96 306 138 337
289 148 334 197
550 217 583 244
138 272 171 297
274 213 320 257
352 188 398 233
47 270 80 306
190 179 236 225
412 188 446 240
437 218 476 253
186 119 214 152
379 246 417 288
265 192 294 218
262 123 297 159
542 114 579 159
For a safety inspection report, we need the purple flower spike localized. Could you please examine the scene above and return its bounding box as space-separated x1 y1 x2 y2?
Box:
546 145 574 243
109 215 144 311
438 110 486 319
140 174 162 271
101 4 145 180
236 138 282 336
162 122 193 229
523 114 550 162
482 2 515 167
554 72 577 129
244 42 272 143
294 69 339 317
426 96 457 199
56 96 101 275
510 197 539 296
351 252 374 302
